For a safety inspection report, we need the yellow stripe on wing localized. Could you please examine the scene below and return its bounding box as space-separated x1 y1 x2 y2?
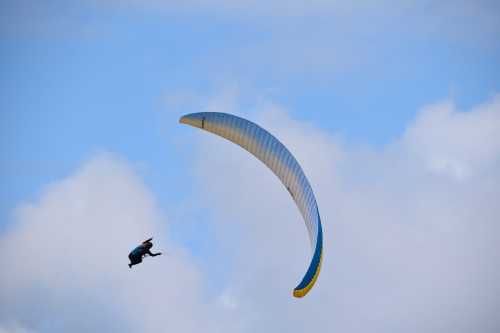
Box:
293 251 323 298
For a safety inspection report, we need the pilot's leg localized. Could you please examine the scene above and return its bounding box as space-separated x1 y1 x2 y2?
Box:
128 253 142 268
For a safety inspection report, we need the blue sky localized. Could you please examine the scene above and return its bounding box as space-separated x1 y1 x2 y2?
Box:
2 0 498 223
1 1 499 332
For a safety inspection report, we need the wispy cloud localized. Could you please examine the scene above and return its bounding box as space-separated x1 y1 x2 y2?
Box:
109 0 500 41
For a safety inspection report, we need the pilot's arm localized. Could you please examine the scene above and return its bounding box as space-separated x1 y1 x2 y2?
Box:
146 249 162 257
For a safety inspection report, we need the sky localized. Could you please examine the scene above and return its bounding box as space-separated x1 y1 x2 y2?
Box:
1 1 499 332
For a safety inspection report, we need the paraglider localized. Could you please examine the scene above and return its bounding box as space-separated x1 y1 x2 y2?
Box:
180 112 323 298
128 238 162 268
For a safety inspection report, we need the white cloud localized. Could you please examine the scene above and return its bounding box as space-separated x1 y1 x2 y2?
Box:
190 93 500 332
2 94 499 332
0 154 230 333
402 96 500 180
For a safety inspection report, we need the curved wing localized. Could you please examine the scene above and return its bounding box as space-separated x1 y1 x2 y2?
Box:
180 112 323 298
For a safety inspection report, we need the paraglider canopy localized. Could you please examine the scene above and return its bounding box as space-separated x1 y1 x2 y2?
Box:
180 112 323 298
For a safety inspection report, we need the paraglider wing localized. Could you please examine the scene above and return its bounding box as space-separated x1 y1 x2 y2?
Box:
180 112 323 298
